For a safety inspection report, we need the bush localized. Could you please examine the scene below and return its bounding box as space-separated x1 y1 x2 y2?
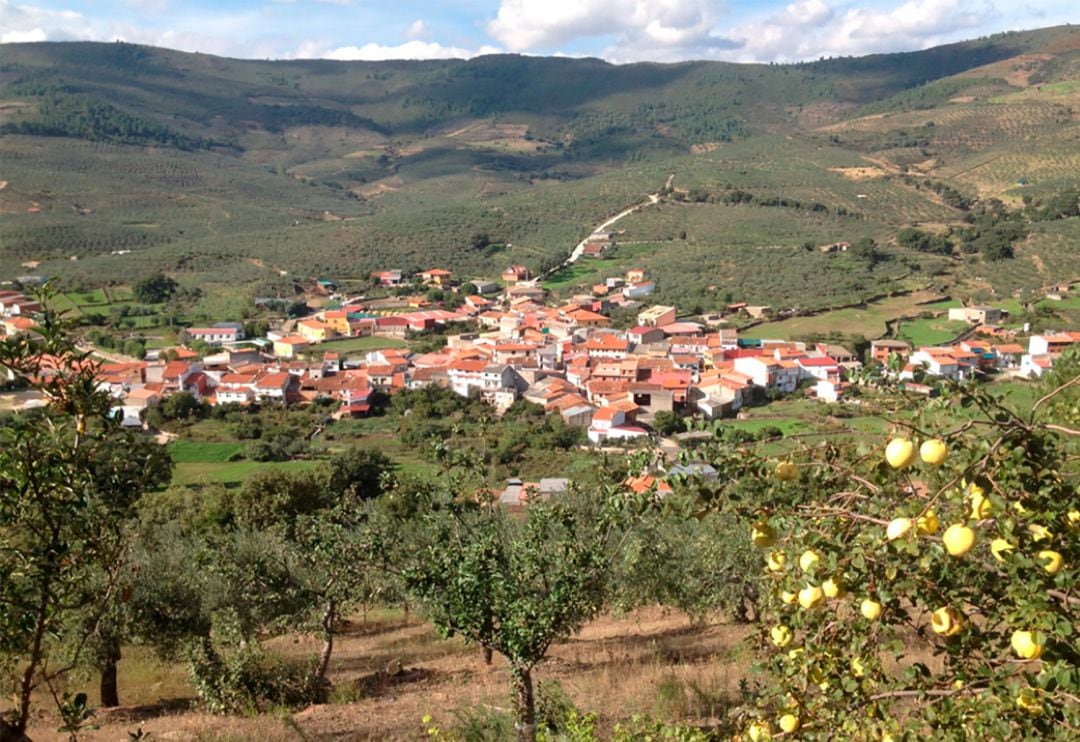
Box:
188 643 316 714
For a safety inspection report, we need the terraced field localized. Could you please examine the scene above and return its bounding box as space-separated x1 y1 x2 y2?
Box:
748 290 949 341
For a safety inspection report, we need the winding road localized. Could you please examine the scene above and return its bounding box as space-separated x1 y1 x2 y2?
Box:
544 173 673 278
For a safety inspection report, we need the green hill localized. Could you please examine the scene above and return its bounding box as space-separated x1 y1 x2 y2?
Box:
1 26 1077 312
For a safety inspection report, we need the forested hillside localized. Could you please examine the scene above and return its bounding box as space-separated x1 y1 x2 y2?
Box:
1 26 1078 310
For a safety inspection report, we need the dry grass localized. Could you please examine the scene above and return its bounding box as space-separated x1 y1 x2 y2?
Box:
828 166 887 181
22 607 753 741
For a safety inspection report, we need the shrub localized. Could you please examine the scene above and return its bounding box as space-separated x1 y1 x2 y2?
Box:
188 643 316 714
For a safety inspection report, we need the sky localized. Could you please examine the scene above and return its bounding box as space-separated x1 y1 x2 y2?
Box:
0 0 1076 64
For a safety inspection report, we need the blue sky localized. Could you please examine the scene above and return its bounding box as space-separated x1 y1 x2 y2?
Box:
1 0 1076 63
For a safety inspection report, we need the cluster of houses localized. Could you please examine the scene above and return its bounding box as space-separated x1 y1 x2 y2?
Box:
4 272 1078 440
0 289 43 338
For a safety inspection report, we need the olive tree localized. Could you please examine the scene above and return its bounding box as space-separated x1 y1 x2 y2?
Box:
1 297 170 736
385 480 648 741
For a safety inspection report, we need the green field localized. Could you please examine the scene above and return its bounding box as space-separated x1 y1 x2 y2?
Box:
167 440 245 463
171 459 322 486
316 335 409 354
751 291 948 341
896 317 970 347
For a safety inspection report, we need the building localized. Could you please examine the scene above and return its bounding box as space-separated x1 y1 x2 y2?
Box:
622 282 656 299
273 336 310 359
371 270 405 286
948 306 1004 325
502 266 530 283
871 339 911 365
185 326 244 345
296 319 337 344
420 269 453 287
638 305 677 328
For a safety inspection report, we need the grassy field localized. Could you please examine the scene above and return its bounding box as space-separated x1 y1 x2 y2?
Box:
25 606 755 741
171 458 322 486
749 290 947 340
315 335 409 354
896 316 970 346
167 440 245 463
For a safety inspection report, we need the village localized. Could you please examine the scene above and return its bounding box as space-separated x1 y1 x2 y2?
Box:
3 256 1078 462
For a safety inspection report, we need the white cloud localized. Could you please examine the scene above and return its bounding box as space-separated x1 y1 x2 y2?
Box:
717 0 1000 62
773 0 834 26
406 19 428 40
0 0 97 43
2 27 46 43
487 0 717 53
123 0 171 12
299 39 501 61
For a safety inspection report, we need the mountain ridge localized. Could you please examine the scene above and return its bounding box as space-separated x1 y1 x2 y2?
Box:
0 25 1077 315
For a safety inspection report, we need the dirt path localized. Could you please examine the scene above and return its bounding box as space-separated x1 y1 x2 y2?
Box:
544 174 672 279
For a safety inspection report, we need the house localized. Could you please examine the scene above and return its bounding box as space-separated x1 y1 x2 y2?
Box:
297 319 337 344
1 316 39 337
797 356 841 381
0 292 42 317
815 343 858 364
626 325 665 345
185 326 244 345
273 336 310 359
471 280 500 295
371 270 405 286
420 269 453 287
550 396 596 428
565 308 610 328
587 405 648 444
447 360 515 397
948 306 1004 325
993 343 1025 369
583 334 630 360
494 342 538 366
622 282 656 299
638 305 677 328
254 371 295 403
216 373 257 404
907 349 970 381
624 474 673 496
502 266 530 283
734 356 797 393
871 339 911 365
1028 333 1079 356
507 283 547 302
374 315 410 337
812 378 849 403
464 295 494 314
626 269 646 284
1020 354 1054 378
1020 332 1080 377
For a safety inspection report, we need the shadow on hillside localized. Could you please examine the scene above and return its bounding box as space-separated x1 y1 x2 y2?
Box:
348 666 443 699
95 697 197 723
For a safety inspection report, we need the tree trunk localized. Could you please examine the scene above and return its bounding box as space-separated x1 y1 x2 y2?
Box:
0 718 30 742
100 641 121 708
483 646 493 666
511 666 536 742
308 599 336 701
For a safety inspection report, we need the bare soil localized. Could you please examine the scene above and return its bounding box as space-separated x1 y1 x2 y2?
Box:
24 608 752 741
